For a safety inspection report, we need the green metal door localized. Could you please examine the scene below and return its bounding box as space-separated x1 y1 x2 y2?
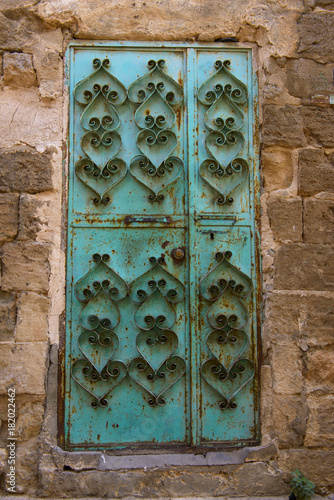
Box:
64 42 260 450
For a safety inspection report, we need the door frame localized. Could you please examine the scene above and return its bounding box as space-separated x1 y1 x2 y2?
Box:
58 41 261 452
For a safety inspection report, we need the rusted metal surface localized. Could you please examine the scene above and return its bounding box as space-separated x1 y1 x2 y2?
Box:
64 42 260 450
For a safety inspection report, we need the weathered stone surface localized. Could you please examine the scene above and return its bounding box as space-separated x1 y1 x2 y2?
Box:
272 394 307 447
0 446 6 470
16 292 50 342
262 148 293 193
51 447 101 470
35 0 302 54
39 79 62 100
0 291 16 341
18 194 43 240
0 89 62 149
231 462 289 496
299 148 334 196
298 12 334 62
304 199 334 244
1 242 50 292
263 105 306 147
313 0 334 8
272 344 303 394
265 293 300 343
275 244 334 290
30 30 63 100
305 394 334 447
306 346 334 394
16 400 45 441
3 52 37 88
0 148 53 193
244 443 278 462
14 438 39 494
0 342 48 394
0 193 18 242
0 12 35 51
39 344 58 450
301 106 334 147
286 58 334 99
266 292 334 346
278 450 334 488
38 462 289 498
267 196 302 242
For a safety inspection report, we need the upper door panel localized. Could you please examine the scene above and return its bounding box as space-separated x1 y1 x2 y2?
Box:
195 50 252 216
71 49 186 219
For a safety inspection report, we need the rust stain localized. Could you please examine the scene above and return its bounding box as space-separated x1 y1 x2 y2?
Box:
161 240 170 249
176 108 182 129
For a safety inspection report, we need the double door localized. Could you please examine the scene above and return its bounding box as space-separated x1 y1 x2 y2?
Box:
64 43 260 449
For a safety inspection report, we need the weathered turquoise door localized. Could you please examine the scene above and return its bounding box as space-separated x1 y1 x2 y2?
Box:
64 42 260 450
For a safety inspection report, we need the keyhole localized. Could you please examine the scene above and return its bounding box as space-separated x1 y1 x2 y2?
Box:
210 232 214 240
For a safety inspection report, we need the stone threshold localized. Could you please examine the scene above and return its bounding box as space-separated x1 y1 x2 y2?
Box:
51 443 278 471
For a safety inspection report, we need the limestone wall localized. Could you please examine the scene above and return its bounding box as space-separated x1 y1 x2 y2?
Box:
0 0 333 497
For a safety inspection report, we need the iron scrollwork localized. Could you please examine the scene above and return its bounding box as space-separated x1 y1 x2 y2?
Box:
129 60 184 202
128 256 186 406
74 58 127 205
200 250 254 410
198 60 249 205
71 253 127 407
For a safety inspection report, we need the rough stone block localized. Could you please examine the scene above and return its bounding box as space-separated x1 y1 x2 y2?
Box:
0 11 36 52
0 148 53 193
306 346 334 394
286 58 334 99
230 462 289 496
262 149 293 193
265 293 300 343
263 105 306 147
14 437 39 494
304 199 334 244
301 106 334 148
0 291 16 341
16 292 50 342
278 450 334 488
267 196 302 242
299 148 334 196
305 394 334 447
1 242 50 292
0 89 62 150
15 400 45 441
3 52 37 88
298 12 334 62
272 394 307 447
0 342 48 394
18 194 43 241
0 193 19 242
274 244 334 291
266 292 334 346
39 78 62 100
314 0 334 8
272 344 303 394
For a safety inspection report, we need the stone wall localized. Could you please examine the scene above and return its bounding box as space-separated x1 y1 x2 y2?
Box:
0 0 333 497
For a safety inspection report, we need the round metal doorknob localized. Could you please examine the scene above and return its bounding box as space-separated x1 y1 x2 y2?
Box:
173 248 185 260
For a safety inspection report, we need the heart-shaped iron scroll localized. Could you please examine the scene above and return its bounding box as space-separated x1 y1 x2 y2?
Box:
136 129 177 168
72 358 127 408
75 157 126 205
200 251 254 410
130 155 183 202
